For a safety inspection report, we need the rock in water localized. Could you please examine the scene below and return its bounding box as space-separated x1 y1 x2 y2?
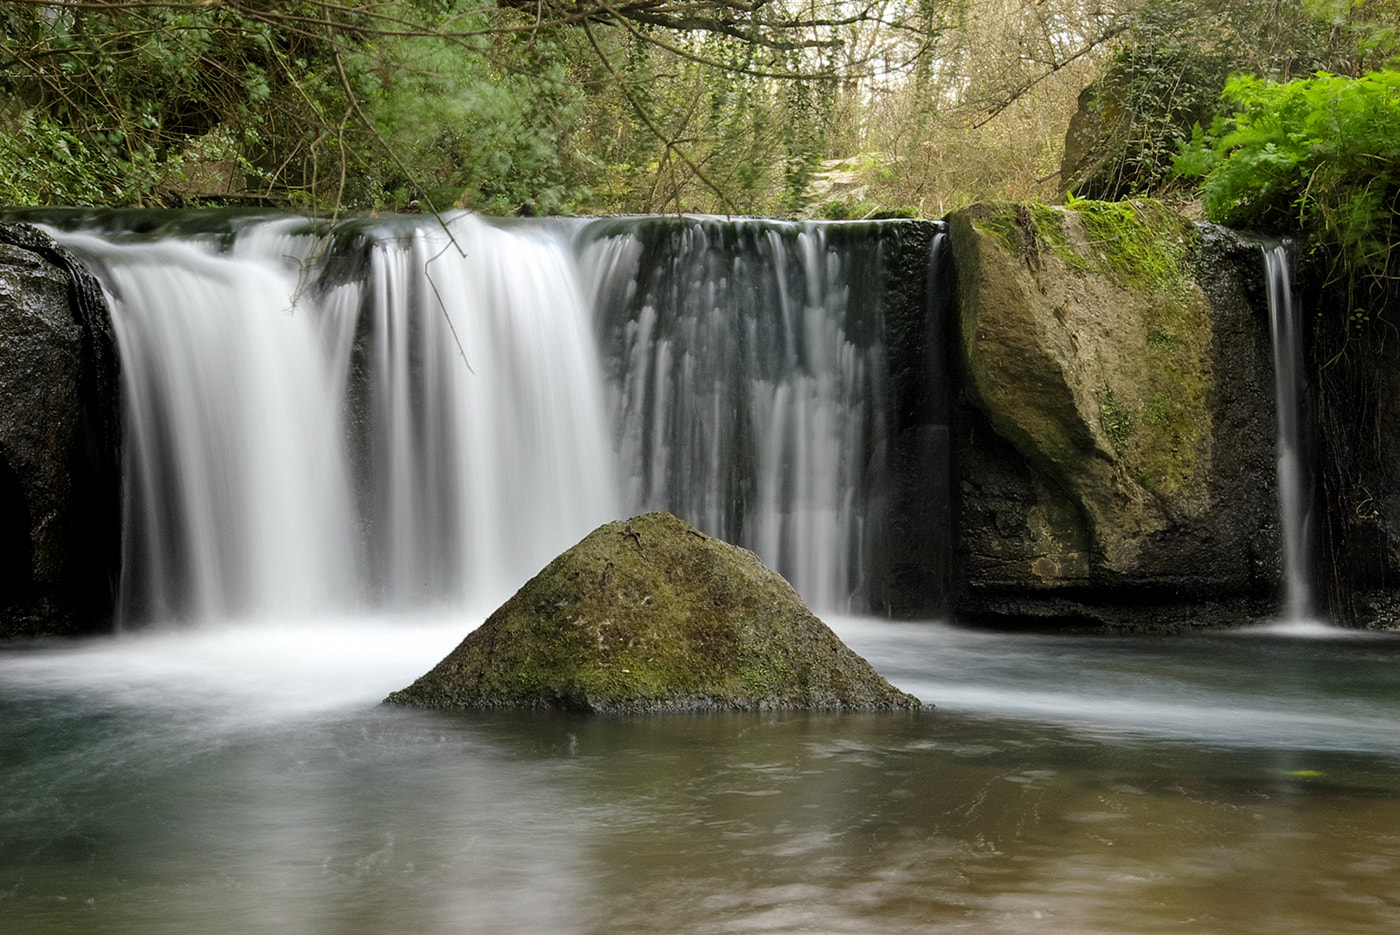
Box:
385 513 923 712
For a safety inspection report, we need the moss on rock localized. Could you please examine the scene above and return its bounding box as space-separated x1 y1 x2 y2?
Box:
951 204 1282 628
385 512 923 713
949 200 1226 590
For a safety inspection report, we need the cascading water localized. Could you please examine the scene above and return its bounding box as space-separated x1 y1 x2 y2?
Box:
581 218 917 611
1263 242 1318 623
55 214 620 625
58 226 361 622
348 218 619 607
46 211 944 625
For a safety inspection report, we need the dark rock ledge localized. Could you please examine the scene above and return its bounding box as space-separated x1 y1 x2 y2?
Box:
0 222 121 638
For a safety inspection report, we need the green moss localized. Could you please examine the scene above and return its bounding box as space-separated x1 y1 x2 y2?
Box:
972 209 1023 256
1098 385 1135 452
869 206 920 220
965 203 1055 266
963 199 1197 293
1021 204 1090 274
1143 392 1169 426
1146 329 1177 352
1135 375 1209 493
1066 198 1196 293
1124 289 1212 495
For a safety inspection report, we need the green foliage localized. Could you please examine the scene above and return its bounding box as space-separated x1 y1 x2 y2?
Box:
0 0 969 216
1177 71 1400 224
1070 0 1394 200
355 20 587 214
0 1 602 213
1176 70 1400 299
781 75 826 216
0 3 275 206
0 6 347 209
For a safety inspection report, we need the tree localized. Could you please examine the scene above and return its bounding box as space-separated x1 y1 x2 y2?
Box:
0 0 948 215
819 0 1137 215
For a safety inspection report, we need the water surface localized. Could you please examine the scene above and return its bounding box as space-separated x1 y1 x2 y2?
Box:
4 617 1400 934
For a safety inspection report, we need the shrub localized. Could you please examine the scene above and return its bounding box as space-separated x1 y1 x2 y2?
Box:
1176 69 1400 319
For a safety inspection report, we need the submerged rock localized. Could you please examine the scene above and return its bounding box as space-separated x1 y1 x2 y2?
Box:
385 512 923 713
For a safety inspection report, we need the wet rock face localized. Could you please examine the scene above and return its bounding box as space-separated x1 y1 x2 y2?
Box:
0 223 121 637
1314 297 1400 625
948 204 1278 629
385 512 923 712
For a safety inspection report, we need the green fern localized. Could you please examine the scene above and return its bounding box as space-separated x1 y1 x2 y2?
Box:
1176 70 1400 293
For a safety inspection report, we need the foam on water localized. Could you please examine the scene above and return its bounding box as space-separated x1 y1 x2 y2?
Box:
3 614 475 726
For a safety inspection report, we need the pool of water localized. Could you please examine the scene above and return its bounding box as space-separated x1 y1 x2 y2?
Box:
4 616 1400 934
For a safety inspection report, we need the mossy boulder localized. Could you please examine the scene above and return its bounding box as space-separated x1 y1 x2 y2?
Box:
948 202 1277 627
385 512 923 712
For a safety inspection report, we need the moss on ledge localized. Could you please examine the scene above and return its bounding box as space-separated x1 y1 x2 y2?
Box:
385 512 923 713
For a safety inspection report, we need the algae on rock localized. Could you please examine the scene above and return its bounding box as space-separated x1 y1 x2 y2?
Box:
385 512 923 712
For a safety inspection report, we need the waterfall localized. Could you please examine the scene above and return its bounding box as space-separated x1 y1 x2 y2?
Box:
1263 242 1318 622
55 214 620 625
582 218 893 611
347 218 618 607
47 212 942 626
57 225 361 622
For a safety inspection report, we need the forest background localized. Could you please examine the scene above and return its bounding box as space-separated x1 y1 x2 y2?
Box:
2 0 1395 223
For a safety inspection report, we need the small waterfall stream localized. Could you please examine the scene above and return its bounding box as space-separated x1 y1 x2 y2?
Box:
1263 242 1318 623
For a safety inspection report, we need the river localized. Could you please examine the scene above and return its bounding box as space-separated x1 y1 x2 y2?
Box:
4 614 1399 934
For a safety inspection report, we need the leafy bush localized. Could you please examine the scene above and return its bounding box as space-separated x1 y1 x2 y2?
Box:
1176 70 1400 286
1067 0 1391 201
